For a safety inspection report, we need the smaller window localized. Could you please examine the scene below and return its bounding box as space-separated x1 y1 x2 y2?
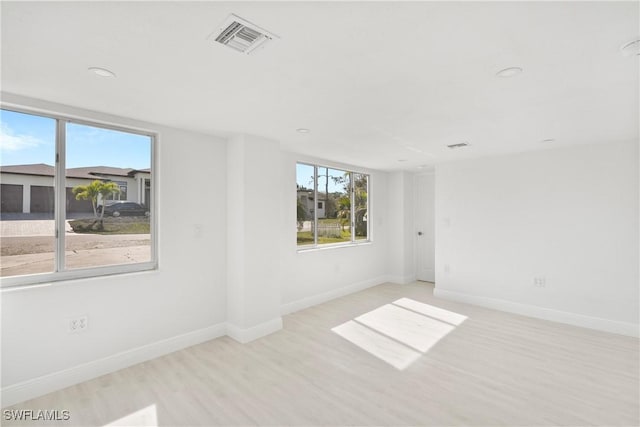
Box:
296 162 370 248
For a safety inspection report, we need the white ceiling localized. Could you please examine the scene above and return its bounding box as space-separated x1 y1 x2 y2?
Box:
1 1 638 171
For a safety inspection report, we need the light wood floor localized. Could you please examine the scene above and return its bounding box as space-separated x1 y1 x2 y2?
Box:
4 282 639 426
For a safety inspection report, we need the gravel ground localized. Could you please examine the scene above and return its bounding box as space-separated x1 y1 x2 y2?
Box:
1 245 151 277
1 234 150 256
1 233 151 277
1 217 152 277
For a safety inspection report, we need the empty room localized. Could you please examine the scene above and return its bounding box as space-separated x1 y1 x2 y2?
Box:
1 1 638 426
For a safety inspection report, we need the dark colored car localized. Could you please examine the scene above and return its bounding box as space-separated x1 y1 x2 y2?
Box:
100 201 149 217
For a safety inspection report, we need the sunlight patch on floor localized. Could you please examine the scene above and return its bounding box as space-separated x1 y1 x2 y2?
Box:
332 320 422 370
393 297 468 326
105 404 158 426
332 298 468 370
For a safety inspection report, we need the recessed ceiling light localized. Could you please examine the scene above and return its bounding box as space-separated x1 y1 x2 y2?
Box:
541 138 555 143
620 38 640 56
447 142 470 149
398 159 407 162
296 128 310 133
88 67 116 78
417 165 428 169
496 67 523 78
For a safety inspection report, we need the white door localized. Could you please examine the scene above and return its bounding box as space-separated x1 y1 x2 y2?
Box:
415 173 435 282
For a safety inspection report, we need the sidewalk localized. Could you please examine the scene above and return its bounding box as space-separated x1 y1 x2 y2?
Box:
0 219 73 237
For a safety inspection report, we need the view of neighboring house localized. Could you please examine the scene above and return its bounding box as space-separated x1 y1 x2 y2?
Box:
0 163 151 214
296 188 326 219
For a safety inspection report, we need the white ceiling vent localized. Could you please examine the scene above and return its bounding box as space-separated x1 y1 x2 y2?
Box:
447 142 470 149
211 14 278 55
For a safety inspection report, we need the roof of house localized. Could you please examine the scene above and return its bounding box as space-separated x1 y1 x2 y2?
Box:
0 164 150 179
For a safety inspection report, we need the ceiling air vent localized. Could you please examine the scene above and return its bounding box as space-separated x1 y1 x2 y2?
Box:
211 14 278 54
447 142 470 149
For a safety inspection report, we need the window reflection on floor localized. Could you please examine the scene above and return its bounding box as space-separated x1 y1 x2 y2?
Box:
332 298 468 370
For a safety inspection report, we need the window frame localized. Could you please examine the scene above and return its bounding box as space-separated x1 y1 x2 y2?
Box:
0 105 158 289
296 161 371 251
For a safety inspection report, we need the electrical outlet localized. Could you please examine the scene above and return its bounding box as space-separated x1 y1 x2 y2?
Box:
533 276 546 288
444 264 450 274
68 316 88 333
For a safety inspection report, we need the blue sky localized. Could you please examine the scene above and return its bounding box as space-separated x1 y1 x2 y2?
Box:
296 163 348 193
0 109 151 169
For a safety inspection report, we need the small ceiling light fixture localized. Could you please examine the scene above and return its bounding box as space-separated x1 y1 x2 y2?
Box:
541 138 555 143
417 165 428 169
447 142 470 149
398 159 408 162
620 38 640 56
296 128 310 133
88 67 116 78
496 67 523 78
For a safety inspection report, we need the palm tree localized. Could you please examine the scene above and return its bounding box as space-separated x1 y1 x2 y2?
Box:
72 180 120 220
336 195 351 230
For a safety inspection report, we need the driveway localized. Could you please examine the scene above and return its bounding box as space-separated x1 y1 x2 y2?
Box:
1 217 151 277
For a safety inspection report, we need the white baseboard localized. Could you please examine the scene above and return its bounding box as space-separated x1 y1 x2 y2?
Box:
434 288 639 338
281 275 388 315
1 323 226 408
386 274 417 285
226 317 283 344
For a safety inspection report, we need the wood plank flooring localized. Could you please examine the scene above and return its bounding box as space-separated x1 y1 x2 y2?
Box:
3 282 639 426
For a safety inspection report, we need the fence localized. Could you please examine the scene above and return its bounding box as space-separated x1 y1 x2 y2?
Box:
311 222 342 238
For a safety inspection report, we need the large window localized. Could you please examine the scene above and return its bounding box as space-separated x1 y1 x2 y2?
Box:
296 162 369 248
0 108 155 286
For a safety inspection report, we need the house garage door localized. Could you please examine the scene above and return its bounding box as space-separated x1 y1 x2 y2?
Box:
30 185 54 213
66 188 93 213
1 184 23 213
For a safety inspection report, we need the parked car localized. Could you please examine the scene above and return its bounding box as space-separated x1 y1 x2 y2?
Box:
99 201 149 217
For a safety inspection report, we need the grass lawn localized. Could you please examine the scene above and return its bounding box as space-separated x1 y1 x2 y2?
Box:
297 230 351 245
297 218 368 245
69 217 150 234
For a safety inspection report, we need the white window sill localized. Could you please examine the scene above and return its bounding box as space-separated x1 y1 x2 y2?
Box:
297 240 372 253
0 262 158 291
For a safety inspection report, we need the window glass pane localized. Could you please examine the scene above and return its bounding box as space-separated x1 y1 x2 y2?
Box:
296 163 314 246
0 110 56 277
317 166 351 245
354 173 369 240
65 122 152 270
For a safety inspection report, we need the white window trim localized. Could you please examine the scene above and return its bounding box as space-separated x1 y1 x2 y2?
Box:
0 105 158 289
296 161 371 252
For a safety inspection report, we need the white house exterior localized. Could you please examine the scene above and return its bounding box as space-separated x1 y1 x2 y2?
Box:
0 164 151 214
296 189 326 219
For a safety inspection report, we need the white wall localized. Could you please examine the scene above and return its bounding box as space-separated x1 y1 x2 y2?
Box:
226 134 282 342
434 141 639 336
279 152 392 314
1 94 228 403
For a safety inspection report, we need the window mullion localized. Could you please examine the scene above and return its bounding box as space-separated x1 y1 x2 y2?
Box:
313 165 318 246
366 175 370 241
350 172 355 242
54 119 67 272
